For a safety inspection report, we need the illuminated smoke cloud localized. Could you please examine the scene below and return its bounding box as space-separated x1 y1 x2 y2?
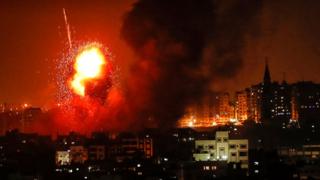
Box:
121 0 263 128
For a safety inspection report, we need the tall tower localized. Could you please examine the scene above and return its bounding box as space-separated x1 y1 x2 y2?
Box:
261 58 272 121
263 58 271 85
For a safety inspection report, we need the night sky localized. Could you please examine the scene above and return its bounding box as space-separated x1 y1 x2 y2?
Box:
1 0 320 107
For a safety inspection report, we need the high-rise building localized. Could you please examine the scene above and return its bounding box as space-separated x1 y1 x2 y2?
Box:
218 93 234 124
246 85 262 122
291 95 299 122
247 60 292 125
261 59 272 121
270 81 292 126
247 86 262 122
291 81 320 127
235 91 248 122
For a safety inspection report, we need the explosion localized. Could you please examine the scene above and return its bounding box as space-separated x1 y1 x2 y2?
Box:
45 41 124 134
70 45 106 96
32 0 264 135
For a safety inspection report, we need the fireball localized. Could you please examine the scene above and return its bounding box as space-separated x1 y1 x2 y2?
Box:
70 45 106 96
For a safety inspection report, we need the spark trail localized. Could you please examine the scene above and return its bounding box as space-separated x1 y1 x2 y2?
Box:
63 8 72 49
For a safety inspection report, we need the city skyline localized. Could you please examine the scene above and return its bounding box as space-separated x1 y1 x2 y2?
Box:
1 1 320 179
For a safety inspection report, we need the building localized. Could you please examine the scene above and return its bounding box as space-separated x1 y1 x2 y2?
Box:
193 131 249 169
88 145 106 161
177 60 319 129
246 85 262 122
291 95 299 122
177 93 220 128
56 150 71 166
246 61 294 126
21 107 42 132
291 81 320 127
56 132 87 148
69 145 88 164
110 133 153 162
278 144 320 179
261 59 273 122
270 81 292 126
235 91 248 123
278 144 320 159
218 93 235 124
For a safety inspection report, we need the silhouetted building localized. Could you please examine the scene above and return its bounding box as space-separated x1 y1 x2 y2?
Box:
291 81 320 127
246 61 293 126
110 133 153 162
21 107 42 132
261 59 272 122
88 145 106 161
270 81 292 126
246 85 262 122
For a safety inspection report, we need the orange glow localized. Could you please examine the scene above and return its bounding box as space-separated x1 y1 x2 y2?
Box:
178 109 246 128
70 46 106 96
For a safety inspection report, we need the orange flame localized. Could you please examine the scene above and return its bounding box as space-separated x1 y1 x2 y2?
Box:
70 46 106 96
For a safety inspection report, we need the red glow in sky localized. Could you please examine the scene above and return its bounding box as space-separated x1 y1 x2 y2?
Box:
1 0 320 106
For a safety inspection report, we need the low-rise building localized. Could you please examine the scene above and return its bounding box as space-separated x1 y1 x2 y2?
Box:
193 131 249 169
88 145 106 161
278 144 320 179
56 150 70 166
110 133 153 162
70 145 88 164
278 144 320 160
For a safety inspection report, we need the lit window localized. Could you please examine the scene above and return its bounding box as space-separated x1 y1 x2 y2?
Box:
222 155 228 160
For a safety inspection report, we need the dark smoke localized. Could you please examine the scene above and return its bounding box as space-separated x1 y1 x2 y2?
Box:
121 0 263 128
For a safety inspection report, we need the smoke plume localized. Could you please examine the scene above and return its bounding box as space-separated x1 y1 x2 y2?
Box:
121 0 263 128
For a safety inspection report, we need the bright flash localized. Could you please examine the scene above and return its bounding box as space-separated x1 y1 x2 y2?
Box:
70 46 106 96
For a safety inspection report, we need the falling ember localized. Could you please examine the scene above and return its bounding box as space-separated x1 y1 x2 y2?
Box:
70 45 106 96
